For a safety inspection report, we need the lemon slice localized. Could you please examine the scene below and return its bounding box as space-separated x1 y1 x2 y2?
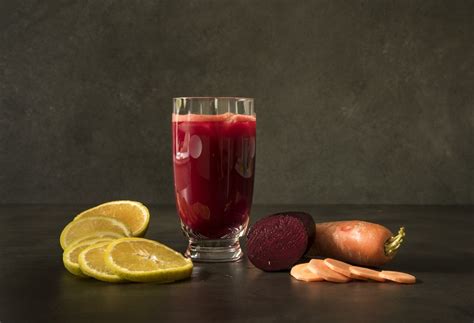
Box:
69 232 124 247
73 201 150 237
63 238 114 277
78 241 126 283
60 217 131 250
104 238 193 283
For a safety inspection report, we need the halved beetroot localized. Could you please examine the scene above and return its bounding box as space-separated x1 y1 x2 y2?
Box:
246 212 315 271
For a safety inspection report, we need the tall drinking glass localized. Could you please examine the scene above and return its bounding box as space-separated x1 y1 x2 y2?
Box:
172 97 256 262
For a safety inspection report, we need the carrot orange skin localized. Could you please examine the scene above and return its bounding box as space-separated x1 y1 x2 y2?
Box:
308 221 394 267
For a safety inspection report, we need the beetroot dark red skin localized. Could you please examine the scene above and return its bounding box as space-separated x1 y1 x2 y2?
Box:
246 212 315 271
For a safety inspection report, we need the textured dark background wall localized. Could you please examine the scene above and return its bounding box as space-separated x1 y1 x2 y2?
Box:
0 0 473 204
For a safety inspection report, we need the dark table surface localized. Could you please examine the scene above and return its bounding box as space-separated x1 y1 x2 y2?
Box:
0 204 472 323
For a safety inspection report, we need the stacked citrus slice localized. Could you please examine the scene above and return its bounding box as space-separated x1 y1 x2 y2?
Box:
73 200 150 237
60 217 131 250
63 237 114 277
105 238 193 283
59 201 193 283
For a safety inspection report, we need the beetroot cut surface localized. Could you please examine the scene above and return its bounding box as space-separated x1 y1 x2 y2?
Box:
246 212 315 271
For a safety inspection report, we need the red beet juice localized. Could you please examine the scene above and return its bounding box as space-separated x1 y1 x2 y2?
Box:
172 113 256 239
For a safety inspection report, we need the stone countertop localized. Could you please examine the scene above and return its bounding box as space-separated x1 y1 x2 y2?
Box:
0 204 472 322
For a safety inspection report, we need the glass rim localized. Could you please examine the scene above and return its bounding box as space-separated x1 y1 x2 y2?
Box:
173 96 253 101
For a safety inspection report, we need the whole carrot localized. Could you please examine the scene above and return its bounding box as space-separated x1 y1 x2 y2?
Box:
307 221 405 267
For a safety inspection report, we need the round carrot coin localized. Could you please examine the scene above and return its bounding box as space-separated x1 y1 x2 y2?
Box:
323 258 367 280
380 271 416 284
349 266 385 282
308 259 351 283
290 263 324 282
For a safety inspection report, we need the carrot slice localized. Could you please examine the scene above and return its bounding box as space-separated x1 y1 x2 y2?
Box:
290 263 324 282
323 258 367 280
349 266 385 282
308 259 351 283
380 270 416 284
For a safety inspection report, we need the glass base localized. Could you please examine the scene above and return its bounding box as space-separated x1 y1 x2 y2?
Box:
185 238 243 262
